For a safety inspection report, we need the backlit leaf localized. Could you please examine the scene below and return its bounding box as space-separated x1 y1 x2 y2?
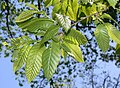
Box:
107 0 119 8
64 42 84 62
116 44 120 54
70 0 78 21
15 10 37 23
101 13 120 27
44 0 52 7
66 7 75 20
42 41 60 80
26 3 39 11
64 29 88 45
17 17 54 32
13 45 31 72
94 24 110 52
40 25 59 44
105 23 120 44
56 13 71 33
25 43 45 82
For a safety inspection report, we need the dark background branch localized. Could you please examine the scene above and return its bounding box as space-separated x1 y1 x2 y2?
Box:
103 75 110 88
5 0 13 38
38 0 41 17
77 26 96 29
115 74 120 88
35 0 41 40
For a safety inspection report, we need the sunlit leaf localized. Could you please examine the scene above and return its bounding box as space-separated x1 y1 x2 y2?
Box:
116 44 120 54
15 10 37 22
105 23 120 44
52 0 60 5
11 36 32 49
40 25 59 44
63 42 84 62
25 43 45 83
107 0 119 8
64 29 88 45
26 3 39 11
17 17 54 32
61 49 67 59
64 35 78 45
13 45 31 72
101 13 120 27
2 42 9 46
66 7 75 20
94 24 110 52
70 0 79 21
56 13 71 33
44 0 52 7
42 41 60 80
61 42 71 53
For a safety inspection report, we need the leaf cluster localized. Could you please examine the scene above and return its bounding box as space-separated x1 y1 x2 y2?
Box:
8 0 120 83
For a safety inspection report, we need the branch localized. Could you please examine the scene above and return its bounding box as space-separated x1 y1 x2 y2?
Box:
115 74 120 88
77 26 96 29
72 7 109 26
103 75 110 88
5 0 13 38
38 0 41 17
91 70 94 88
35 0 41 40
40 77 45 87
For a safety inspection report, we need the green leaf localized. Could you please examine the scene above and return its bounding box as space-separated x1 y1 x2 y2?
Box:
35 31 45 36
101 13 120 27
41 25 59 44
70 0 79 21
64 42 84 62
64 35 78 45
52 3 61 12
64 29 88 45
25 3 39 11
105 23 120 44
72 0 78 15
52 0 60 5
107 0 119 8
44 0 53 7
56 13 71 33
25 43 45 83
66 6 75 21
13 45 31 72
17 17 54 32
116 44 120 54
15 10 37 23
101 13 114 20
52 3 61 18
61 49 67 59
61 43 71 53
2 42 9 46
42 41 60 80
11 36 32 49
94 24 110 52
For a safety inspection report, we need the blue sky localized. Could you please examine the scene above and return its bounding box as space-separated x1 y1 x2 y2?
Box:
0 57 30 88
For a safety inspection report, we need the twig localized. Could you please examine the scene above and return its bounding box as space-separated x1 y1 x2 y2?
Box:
72 7 109 26
91 69 94 88
103 75 110 88
38 0 41 17
115 74 120 88
35 0 41 40
39 77 45 88
5 0 13 38
77 26 96 28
